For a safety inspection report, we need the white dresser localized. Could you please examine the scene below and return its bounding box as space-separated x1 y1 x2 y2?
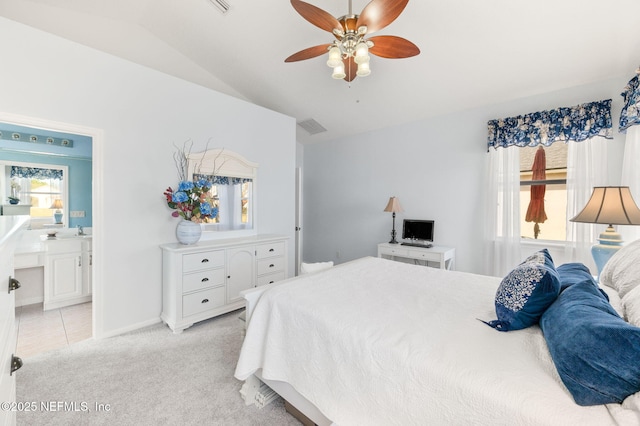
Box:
160 234 288 333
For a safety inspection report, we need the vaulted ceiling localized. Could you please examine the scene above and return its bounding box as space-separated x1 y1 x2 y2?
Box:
2 0 640 144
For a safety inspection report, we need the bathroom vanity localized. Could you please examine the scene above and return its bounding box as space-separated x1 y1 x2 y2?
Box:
14 230 92 310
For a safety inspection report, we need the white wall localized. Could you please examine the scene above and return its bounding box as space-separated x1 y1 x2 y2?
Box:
302 77 628 274
0 17 296 337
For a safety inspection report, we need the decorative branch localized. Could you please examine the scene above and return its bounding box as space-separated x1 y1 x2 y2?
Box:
191 138 226 177
211 147 227 176
174 138 228 180
172 139 193 182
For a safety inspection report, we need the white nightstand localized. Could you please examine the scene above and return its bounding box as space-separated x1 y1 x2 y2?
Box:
378 242 455 270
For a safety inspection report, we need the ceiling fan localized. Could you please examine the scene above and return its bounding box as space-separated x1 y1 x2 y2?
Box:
285 0 420 82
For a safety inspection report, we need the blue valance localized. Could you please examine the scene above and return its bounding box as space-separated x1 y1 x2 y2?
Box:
193 174 252 185
11 166 63 180
487 99 613 150
619 74 640 133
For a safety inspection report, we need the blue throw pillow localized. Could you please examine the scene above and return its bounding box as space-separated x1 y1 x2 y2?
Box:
540 281 640 405
556 263 609 300
485 249 560 331
556 262 596 291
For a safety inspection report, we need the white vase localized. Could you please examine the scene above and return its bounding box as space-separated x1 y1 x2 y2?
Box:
176 220 202 245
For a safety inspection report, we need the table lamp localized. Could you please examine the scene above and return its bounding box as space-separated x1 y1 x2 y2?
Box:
383 196 403 244
570 186 640 276
50 199 63 224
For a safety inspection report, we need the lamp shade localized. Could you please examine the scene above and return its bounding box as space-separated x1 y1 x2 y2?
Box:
383 196 404 213
356 60 371 77
50 199 63 210
354 42 369 64
331 63 346 79
570 187 640 225
326 46 342 68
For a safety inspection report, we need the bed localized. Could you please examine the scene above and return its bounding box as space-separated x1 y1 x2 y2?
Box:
235 248 640 425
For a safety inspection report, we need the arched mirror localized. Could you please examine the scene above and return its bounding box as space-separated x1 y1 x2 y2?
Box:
186 149 257 235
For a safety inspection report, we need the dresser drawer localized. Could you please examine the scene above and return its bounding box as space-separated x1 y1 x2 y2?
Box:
183 286 225 317
183 250 225 272
407 249 441 262
183 268 225 293
256 271 286 286
257 257 285 276
256 242 285 259
379 246 410 257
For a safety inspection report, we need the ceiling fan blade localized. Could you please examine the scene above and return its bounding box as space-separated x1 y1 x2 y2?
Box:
343 56 357 82
291 0 343 34
285 44 332 62
368 35 420 58
356 0 409 34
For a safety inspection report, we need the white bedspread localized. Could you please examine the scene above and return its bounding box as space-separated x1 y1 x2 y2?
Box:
235 257 640 426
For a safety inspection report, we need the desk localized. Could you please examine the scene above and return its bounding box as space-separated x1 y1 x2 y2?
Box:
378 242 455 270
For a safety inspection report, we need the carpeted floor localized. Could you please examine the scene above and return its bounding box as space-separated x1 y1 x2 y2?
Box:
16 310 300 426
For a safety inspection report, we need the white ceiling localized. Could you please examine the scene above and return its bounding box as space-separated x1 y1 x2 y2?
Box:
2 0 640 144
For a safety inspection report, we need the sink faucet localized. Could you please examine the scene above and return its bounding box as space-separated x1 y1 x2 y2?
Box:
77 225 84 236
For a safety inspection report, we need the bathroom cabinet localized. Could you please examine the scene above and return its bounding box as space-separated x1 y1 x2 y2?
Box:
44 237 92 310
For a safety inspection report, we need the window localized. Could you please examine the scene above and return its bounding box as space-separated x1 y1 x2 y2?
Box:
519 143 567 241
240 181 251 224
486 99 611 277
203 184 220 224
200 180 251 225
3 162 68 228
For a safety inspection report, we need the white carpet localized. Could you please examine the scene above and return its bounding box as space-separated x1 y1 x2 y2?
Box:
16 310 300 425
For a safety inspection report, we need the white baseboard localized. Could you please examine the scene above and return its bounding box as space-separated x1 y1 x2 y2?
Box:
95 317 161 339
16 296 44 307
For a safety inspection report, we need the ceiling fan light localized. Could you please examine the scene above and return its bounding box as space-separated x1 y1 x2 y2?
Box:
356 61 371 77
332 64 346 79
327 46 342 68
354 42 369 64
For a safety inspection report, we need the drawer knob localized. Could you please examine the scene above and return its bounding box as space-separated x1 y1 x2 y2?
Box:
201 258 209 263
8 276 21 293
269 264 275 268
201 277 209 282
10 354 23 376
269 248 275 252
201 299 209 304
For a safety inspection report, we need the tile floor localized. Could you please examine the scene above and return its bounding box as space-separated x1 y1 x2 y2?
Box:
15 302 92 358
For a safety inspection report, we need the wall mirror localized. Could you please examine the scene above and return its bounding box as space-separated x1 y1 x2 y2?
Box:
187 148 258 235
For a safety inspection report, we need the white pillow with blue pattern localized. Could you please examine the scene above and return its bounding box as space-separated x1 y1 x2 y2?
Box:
484 249 561 332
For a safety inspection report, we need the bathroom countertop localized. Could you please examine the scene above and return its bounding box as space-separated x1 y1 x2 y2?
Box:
15 229 92 255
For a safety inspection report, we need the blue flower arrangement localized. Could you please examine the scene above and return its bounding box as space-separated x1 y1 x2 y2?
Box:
164 179 218 223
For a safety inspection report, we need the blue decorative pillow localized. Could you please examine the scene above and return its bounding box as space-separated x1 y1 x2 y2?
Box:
540 281 640 405
556 263 599 293
485 249 560 331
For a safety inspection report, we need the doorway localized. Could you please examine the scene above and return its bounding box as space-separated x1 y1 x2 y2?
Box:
0 112 103 353
295 167 303 276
